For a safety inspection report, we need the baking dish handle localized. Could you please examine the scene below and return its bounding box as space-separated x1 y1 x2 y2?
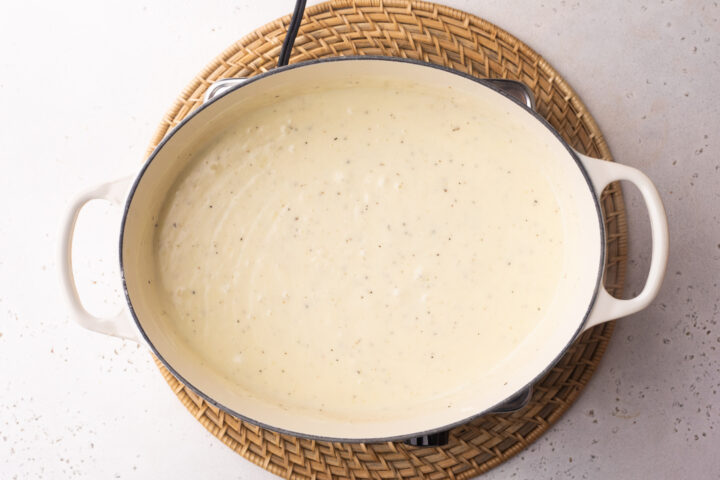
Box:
59 176 141 342
577 153 669 330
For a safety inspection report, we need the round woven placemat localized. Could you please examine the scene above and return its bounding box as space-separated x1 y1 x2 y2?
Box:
147 1 628 478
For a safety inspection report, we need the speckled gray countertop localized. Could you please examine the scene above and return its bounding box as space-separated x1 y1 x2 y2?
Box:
0 1 718 478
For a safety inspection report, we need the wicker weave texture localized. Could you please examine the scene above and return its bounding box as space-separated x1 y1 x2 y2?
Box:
148 1 628 478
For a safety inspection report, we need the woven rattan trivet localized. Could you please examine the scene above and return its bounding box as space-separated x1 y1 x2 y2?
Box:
147 1 628 478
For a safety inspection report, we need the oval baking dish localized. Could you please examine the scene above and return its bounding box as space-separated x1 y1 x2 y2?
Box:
60 57 668 443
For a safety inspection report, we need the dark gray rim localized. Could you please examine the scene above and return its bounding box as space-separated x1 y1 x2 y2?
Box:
119 56 605 443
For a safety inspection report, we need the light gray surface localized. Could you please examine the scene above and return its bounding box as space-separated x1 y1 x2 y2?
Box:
0 1 718 478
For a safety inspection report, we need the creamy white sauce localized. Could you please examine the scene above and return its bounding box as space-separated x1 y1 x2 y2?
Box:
155 79 564 419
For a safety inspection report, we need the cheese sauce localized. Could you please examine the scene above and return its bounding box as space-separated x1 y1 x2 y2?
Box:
155 79 564 419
